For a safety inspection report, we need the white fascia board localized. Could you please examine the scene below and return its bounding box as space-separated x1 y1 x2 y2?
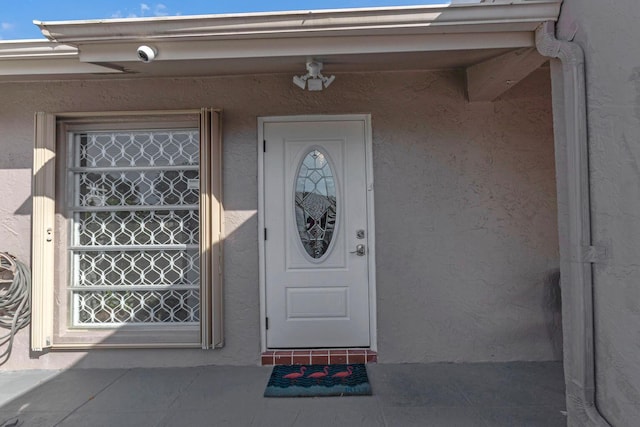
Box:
0 58 124 76
78 31 534 63
0 40 123 76
35 1 561 44
0 40 77 59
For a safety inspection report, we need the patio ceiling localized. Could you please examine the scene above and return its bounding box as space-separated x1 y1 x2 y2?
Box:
0 0 561 101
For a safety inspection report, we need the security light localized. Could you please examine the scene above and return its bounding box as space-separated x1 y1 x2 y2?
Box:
323 75 335 88
293 75 307 90
307 78 323 91
293 60 335 92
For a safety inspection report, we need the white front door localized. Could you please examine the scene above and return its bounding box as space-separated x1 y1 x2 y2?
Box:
261 117 374 348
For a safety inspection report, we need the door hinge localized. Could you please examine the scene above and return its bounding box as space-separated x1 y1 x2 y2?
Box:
265 317 269 330
264 228 267 240
263 140 266 152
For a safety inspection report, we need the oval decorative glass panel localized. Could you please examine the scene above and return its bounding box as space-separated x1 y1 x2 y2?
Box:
295 149 337 259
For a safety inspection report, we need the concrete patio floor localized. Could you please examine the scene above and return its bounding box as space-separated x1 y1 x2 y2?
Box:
0 362 566 426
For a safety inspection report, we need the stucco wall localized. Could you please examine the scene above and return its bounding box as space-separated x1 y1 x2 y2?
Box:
0 69 559 369
557 1 640 425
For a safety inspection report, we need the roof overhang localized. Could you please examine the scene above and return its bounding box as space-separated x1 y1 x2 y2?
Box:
0 40 124 77
35 2 561 43
0 1 561 100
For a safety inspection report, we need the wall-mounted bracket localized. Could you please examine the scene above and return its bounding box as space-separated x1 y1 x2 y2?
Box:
583 246 607 264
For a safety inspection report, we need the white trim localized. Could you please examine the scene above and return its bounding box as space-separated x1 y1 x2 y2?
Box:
257 114 377 353
210 110 225 348
76 32 535 64
0 40 76 59
199 109 213 349
35 2 561 43
47 342 203 350
362 114 377 352
257 119 266 353
0 41 124 77
0 59 124 77
31 112 57 352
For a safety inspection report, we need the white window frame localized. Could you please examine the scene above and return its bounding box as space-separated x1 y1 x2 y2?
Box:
32 109 224 350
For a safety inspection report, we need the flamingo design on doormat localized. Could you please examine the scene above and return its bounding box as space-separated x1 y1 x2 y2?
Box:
282 366 306 383
306 366 329 384
265 364 371 397
331 366 353 382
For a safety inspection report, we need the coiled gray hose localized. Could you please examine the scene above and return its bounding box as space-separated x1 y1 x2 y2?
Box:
0 253 31 366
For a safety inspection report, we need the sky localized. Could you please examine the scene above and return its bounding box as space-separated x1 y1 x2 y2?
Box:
0 0 454 40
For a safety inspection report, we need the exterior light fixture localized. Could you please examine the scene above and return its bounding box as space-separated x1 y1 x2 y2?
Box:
293 60 335 91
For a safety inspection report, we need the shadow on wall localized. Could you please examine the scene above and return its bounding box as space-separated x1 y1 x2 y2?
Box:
544 268 563 360
13 199 32 216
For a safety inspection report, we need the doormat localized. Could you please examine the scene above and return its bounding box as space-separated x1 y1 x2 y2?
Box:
264 364 371 397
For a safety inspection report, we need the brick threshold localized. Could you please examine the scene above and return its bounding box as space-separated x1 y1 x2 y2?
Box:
261 349 377 366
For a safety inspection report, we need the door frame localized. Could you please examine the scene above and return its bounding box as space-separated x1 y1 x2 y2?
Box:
258 114 377 352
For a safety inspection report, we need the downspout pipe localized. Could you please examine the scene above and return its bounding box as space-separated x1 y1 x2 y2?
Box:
535 21 610 427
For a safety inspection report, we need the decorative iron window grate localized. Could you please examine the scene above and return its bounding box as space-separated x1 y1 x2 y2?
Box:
69 130 200 326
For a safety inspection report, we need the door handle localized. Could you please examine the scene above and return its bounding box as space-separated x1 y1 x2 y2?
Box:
350 244 366 256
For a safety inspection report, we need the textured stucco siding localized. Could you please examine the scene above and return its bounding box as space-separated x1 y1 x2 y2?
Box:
0 69 558 369
558 1 640 425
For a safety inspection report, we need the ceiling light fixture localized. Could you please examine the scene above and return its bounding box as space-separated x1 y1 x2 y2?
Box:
293 60 335 91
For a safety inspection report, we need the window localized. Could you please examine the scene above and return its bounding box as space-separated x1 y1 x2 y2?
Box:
32 110 223 349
